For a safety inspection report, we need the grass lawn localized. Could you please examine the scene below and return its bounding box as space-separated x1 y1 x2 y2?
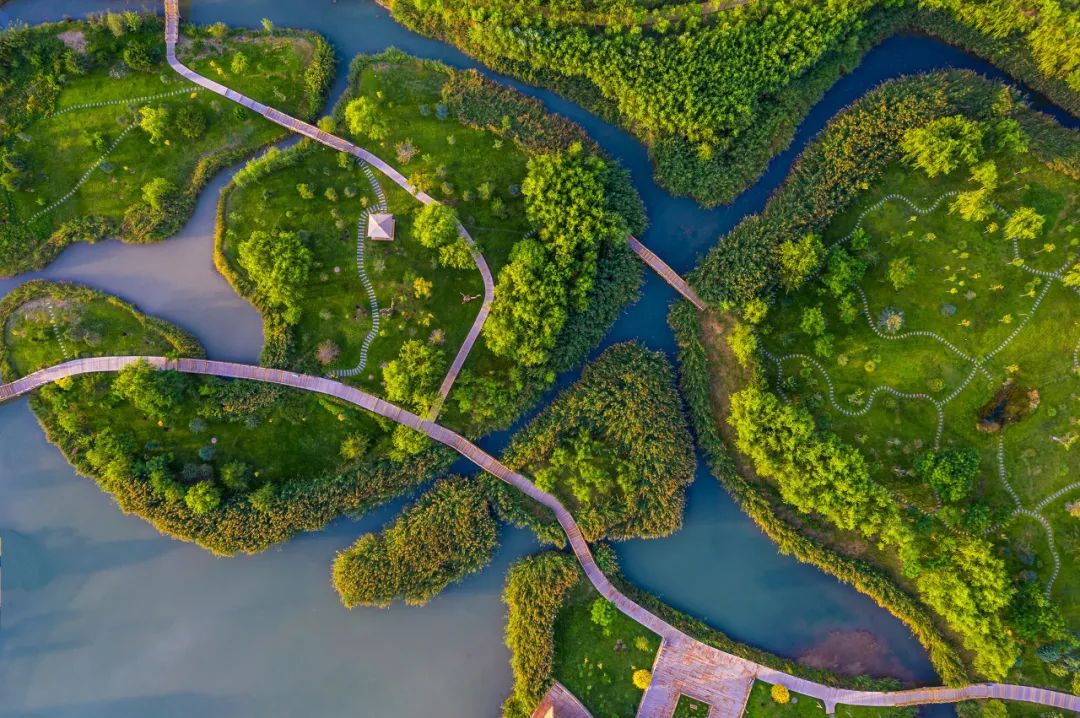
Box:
743 682 916 718
0 281 386 488
1 18 329 274
757 143 1080 674
219 51 545 427
552 578 661 718
673 694 711 718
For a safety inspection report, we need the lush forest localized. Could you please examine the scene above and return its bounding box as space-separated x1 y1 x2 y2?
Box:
332 475 499 607
488 342 695 544
217 50 645 439
0 10 334 274
674 71 1080 696
0 281 453 554
386 0 1079 206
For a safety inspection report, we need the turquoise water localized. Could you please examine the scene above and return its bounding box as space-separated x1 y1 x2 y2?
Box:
1 2 1077 715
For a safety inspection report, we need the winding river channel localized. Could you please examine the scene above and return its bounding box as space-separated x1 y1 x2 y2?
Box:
1 1 1079 716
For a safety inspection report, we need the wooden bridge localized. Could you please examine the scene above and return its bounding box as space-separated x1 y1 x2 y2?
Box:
3 353 1078 717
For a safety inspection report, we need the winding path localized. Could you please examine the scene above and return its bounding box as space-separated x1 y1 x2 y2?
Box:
2 354 1078 716
164 0 490 420
163 1 706 419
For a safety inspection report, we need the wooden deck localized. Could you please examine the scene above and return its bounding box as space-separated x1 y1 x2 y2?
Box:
4 352 1080 716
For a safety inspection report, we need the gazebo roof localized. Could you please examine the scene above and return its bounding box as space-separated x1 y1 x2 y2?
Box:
367 212 395 240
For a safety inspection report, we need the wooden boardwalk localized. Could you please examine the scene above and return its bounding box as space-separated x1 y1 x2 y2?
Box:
532 681 596 718
627 235 707 310
3 354 1080 716
163 0 489 420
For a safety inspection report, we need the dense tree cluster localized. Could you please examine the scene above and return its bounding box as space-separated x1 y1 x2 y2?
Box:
491 342 694 542
388 0 1079 205
332 476 498 607
485 144 627 367
501 552 582 718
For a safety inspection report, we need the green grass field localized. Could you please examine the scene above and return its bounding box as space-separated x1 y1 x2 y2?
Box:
673 694 711 718
742 682 914 718
0 281 384 487
757 146 1080 650
1 20 326 274
219 53 538 424
552 579 661 718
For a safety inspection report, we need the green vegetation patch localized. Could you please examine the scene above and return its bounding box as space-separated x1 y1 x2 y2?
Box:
387 0 1079 206
550 581 660 718
673 694 711 718
678 71 1080 690
218 49 643 439
0 11 334 274
743 681 915 718
0 281 452 554
490 342 695 544
332 475 499 607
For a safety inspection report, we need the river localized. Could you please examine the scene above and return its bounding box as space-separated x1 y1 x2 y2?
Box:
1 1 1077 716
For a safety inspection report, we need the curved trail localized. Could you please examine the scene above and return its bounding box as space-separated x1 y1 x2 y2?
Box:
164 0 490 420
2 355 1078 716
163 1 707 417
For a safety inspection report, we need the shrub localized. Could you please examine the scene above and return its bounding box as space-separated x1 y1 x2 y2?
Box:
771 684 791 704
632 669 652 690
331 476 498 607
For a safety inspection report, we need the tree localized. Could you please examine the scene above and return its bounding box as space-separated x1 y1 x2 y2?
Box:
123 41 155 72
413 276 433 299
260 17 274 33
632 669 652 690
969 160 998 191
316 339 340 365
771 684 791 704
776 233 825 291
987 118 1028 155
237 230 312 324
138 105 171 144
184 481 222 514
800 307 826 337
220 461 252 492
742 297 768 324
344 96 389 142
914 448 980 503
207 22 228 39
821 247 866 297
590 598 617 635
887 256 916 291
0 149 29 191
141 177 176 213
331 477 498 607
340 433 370 461
382 339 446 413
175 105 206 139
413 203 459 250
1004 207 1045 242
439 240 474 270
296 183 315 200
111 360 188 421
484 238 568 366
230 52 248 75
950 188 995 222
727 321 758 367
1063 262 1080 288
900 115 984 177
